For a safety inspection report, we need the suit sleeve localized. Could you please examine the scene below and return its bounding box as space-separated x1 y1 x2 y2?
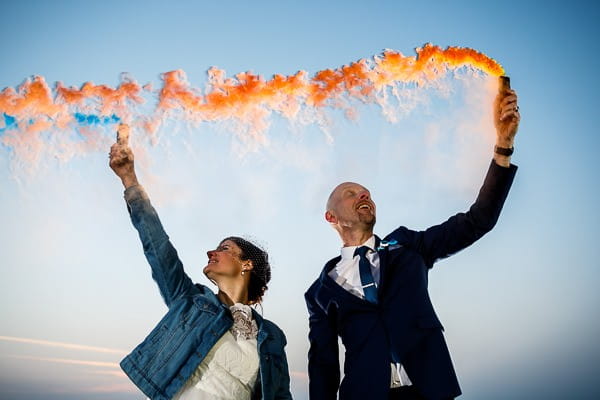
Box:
124 185 197 307
305 284 340 399
408 160 517 267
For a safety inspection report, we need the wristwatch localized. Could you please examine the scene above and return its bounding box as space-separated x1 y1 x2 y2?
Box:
494 146 514 156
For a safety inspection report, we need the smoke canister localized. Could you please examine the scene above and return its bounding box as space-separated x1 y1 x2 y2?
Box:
499 76 511 93
117 124 130 145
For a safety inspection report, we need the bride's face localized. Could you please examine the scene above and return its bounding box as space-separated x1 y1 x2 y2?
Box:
203 240 249 281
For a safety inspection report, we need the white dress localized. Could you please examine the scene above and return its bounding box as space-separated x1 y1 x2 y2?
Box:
171 303 260 400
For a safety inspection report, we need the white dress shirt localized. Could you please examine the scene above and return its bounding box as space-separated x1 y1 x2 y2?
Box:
328 235 412 388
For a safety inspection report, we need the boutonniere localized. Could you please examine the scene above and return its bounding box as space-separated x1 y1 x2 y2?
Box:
377 239 401 251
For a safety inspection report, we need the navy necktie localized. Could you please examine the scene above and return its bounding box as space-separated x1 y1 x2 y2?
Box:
354 246 378 304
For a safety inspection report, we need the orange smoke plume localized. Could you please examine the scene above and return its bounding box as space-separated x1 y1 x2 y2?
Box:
154 44 503 124
0 43 503 168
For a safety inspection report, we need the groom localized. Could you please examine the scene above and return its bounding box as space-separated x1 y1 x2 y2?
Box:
305 83 520 400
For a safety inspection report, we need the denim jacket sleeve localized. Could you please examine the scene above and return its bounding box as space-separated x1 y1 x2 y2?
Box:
124 185 197 307
259 321 293 400
274 341 292 400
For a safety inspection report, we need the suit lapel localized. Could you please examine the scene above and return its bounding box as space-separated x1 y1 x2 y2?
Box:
375 235 389 299
319 256 376 308
377 235 406 298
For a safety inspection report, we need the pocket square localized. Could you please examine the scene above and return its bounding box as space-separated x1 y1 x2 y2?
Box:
377 239 400 251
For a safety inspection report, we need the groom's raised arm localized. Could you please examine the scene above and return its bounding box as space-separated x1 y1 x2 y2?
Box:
400 79 521 267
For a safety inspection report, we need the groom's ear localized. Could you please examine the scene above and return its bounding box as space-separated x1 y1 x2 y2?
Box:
325 210 337 224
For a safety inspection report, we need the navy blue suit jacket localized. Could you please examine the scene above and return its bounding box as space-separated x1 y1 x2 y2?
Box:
305 160 517 400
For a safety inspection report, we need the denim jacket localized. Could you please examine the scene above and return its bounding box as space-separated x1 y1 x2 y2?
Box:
119 185 292 400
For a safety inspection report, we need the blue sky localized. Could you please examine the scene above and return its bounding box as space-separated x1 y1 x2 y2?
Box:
1 1 599 399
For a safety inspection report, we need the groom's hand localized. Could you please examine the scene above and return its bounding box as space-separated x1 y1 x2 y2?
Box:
493 88 520 167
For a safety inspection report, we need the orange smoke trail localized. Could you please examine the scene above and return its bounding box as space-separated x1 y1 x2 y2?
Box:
0 44 503 168
56 75 144 119
150 44 503 138
157 44 503 112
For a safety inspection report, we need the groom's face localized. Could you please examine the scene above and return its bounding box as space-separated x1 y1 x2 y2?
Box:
326 182 376 231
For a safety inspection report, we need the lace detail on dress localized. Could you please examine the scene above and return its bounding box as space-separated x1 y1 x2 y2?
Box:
229 303 258 341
